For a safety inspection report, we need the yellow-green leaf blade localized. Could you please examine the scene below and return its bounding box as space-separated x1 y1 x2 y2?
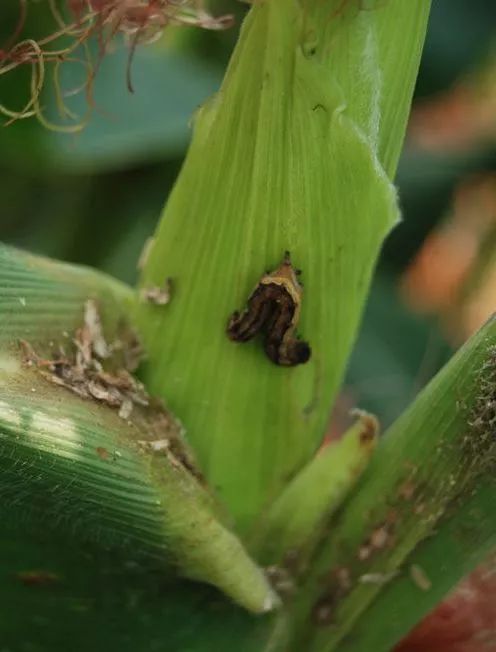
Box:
138 0 426 529
305 0 431 174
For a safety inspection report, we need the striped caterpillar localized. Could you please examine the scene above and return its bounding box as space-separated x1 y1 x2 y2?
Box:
227 252 311 366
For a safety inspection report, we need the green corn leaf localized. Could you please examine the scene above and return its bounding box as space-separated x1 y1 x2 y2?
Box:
0 244 277 615
2 516 279 652
289 316 496 651
334 477 496 652
137 0 431 529
305 0 433 175
0 243 132 348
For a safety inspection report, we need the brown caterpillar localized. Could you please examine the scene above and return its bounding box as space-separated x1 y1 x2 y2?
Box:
226 252 311 366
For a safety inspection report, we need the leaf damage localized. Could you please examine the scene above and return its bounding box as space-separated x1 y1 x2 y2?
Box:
20 299 148 419
19 298 202 482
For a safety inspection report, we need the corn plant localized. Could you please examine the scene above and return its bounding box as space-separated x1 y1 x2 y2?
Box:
2 1 496 651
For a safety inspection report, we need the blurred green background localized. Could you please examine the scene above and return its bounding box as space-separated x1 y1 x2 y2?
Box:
2 0 496 430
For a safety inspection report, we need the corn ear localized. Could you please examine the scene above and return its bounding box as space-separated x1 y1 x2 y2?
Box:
0 244 277 614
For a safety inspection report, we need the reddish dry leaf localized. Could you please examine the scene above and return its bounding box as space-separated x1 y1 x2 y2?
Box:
396 557 496 652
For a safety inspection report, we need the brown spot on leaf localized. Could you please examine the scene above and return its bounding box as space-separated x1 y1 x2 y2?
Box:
140 278 172 306
399 480 417 501
350 409 380 444
358 544 372 561
96 447 110 460
357 519 396 563
334 567 352 592
370 525 390 549
312 595 335 626
265 565 295 599
16 571 61 587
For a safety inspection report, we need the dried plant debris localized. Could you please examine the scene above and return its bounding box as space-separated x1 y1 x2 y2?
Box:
356 514 398 562
21 300 148 419
140 278 172 306
358 570 398 586
265 565 296 599
19 299 202 481
409 564 432 591
136 433 202 481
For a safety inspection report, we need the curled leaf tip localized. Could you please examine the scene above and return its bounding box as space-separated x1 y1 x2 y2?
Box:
349 408 380 445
